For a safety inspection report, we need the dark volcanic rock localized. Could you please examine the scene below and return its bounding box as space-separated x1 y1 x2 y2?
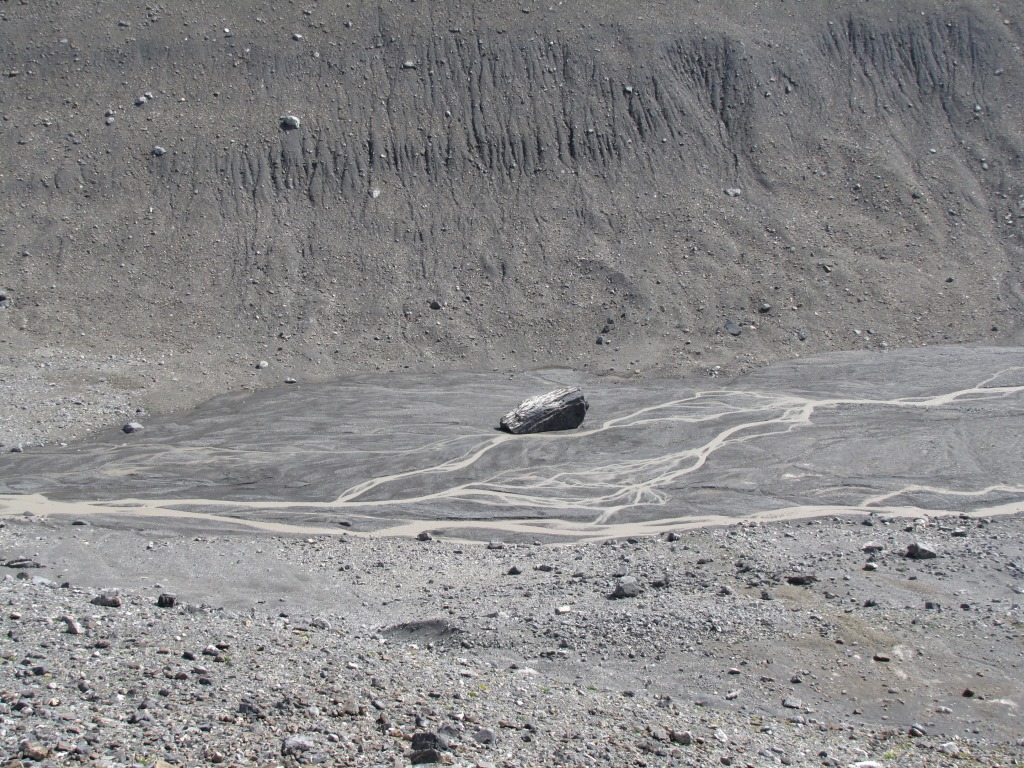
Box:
499 387 589 434
786 573 817 586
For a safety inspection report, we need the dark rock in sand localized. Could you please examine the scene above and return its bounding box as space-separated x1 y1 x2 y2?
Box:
410 732 448 762
4 558 43 569
499 387 589 434
786 573 817 586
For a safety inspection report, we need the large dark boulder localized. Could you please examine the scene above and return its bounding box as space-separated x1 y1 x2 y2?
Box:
499 387 589 434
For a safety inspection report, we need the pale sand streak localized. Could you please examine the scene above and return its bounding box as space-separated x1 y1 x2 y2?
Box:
1 372 1022 540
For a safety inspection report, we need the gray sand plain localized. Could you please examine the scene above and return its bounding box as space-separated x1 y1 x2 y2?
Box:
2 346 1021 541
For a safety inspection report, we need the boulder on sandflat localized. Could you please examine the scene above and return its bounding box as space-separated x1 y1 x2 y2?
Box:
499 387 589 434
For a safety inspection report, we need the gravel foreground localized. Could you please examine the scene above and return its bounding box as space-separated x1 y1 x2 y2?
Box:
2 512 1022 768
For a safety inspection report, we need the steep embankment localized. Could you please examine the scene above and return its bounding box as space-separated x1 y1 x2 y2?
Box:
0 0 1021 389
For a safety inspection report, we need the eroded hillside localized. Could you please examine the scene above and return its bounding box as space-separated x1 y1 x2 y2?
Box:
1 0 1021 389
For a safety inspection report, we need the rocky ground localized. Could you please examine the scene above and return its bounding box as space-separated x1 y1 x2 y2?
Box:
1 0 1024 765
1 510 1023 767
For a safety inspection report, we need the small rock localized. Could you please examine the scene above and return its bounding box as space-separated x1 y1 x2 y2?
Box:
648 725 670 741
671 729 693 745
908 724 926 737
417 531 433 542
91 591 123 608
411 732 444 751
409 748 442 764
486 540 504 550
782 697 802 709
239 698 265 717
280 114 301 130
610 576 640 599
20 741 50 761
256 360 269 369
157 593 177 608
402 60 417 69
281 735 313 755
4 558 43 569
471 727 497 745
725 187 742 197
507 565 523 575
152 145 166 156
724 319 742 336
62 616 84 635
122 422 144 434
937 741 960 755
906 541 938 559
429 299 442 310
786 573 816 586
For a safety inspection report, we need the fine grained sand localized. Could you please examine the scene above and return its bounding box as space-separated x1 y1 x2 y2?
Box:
2 346 1022 540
